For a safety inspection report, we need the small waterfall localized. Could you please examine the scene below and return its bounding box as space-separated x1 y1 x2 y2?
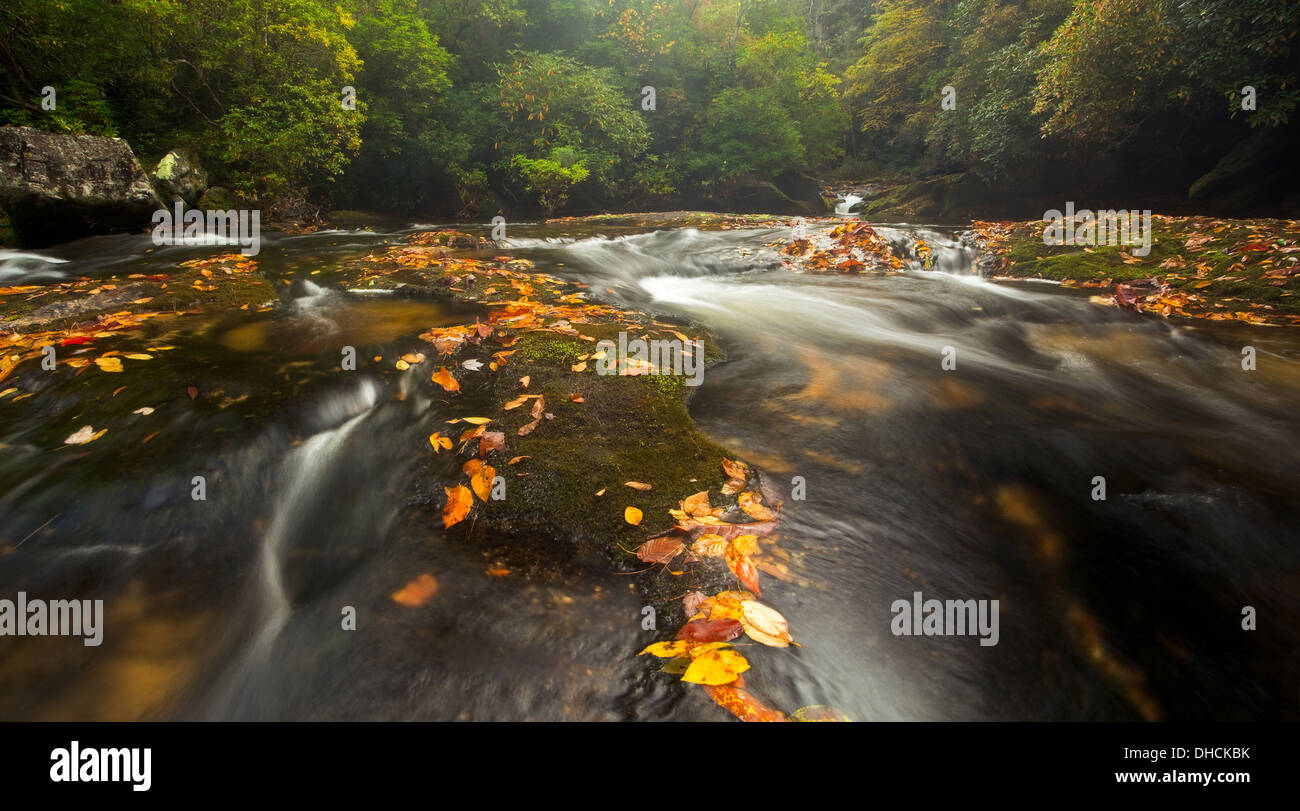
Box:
835 193 864 216
204 380 380 718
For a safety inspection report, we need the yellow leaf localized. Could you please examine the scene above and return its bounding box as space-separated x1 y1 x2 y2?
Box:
639 641 695 658
691 534 728 557
123 353 153 360
428 432 452 452
624 506 643 525
682 648 750 685
470 464 496 502
94 357 124 373
730 533 761 557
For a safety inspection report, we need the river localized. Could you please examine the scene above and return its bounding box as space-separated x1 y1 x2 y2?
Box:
1 219 1297 720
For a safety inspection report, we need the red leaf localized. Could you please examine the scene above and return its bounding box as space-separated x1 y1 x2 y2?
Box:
675 618 743 643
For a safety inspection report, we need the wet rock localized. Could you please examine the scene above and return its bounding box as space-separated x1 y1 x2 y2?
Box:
0 125 162 247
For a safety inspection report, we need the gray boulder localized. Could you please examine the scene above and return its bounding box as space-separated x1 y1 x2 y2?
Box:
0 126 162 247
151 147 208 206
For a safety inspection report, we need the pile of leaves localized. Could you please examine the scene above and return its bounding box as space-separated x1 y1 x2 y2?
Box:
176 253 258 293
774 220 925 274
968 217 1300 326
631 458 839 722
0 310 175 387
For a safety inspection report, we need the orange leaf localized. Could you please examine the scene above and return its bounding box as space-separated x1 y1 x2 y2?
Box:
726 545 761 596
703 683 786 722
432 366 460 392
442 484 473 528
391 573 438 606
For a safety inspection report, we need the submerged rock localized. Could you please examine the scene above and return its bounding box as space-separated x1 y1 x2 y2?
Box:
0 125 162 247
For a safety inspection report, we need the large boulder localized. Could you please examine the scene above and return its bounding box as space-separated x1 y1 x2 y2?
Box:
0 125 162 247
151 147 208 206
706 176 816 215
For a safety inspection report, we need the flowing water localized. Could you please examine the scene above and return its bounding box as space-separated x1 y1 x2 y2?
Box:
1 220 1297 721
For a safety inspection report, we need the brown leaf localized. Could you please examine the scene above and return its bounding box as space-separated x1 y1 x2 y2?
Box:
635 536 681 563
624 481 653 491
682 590 707 617
675 618 744 643
479 431 505 456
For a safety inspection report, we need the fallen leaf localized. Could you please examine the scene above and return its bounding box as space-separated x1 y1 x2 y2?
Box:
726 545 762 596
64 425 106 445
789 705 851 722
429 432 452 452
703 683 787 722
635 536 683 563
740 600 794 647
470 464 497 502
682 647 750 685
682 591 708 616
479 431 505 456
508 455 530 465
691 534 728 558
639 640 697 658
625 481 653 491
431 366 460 392
442 484 473 528
675 618 744 643
738 491 775 521
682 490 712 517
391 573 438 606
94 356 123 373
624 506 644 526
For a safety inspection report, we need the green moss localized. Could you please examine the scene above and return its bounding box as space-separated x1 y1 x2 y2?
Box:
987 216 1300 318
464 331 731 562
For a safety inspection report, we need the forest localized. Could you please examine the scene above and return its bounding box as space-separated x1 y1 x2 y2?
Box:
3 0 1297 219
